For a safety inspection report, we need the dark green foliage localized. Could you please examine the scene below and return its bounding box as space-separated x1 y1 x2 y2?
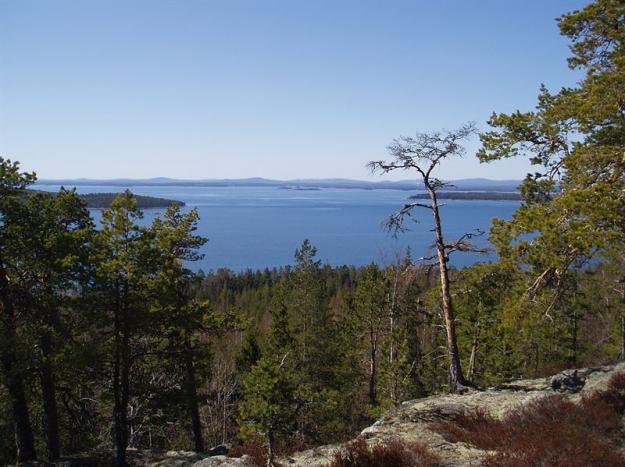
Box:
478 0 625 367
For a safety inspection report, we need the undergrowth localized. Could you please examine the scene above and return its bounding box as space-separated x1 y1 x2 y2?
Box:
227 436 268 466
330 437 442 467
431 372 625 467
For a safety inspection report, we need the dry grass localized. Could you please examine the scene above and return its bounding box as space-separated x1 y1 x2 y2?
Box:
330 437 442 467
431 372 625 467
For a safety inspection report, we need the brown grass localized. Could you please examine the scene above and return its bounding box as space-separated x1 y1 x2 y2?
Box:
330 437 442 467
431 372 625 467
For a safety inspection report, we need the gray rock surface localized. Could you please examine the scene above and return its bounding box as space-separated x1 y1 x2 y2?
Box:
192 455 251 466
147 450 250 466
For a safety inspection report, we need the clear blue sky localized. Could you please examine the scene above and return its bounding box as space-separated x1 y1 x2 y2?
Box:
0 0 587 181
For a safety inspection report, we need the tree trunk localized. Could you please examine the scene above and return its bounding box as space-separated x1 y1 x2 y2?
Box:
620 287 625 361
0 262 37 462
183 334 204 452
570 308 578 367
113 283 129 467
620 313 625 362
467 319 480 380
389 266 399 402
40 326 61 461
427 186 467 392
113 313 124 466
368 332 378 405
266 430 275 467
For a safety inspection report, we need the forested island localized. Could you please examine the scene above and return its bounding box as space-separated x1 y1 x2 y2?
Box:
1 1 625 466
28 190 185 209
79 192 185 208
411 191 520 201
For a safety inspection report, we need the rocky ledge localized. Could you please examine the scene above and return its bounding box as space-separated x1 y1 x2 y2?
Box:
281 362 625 466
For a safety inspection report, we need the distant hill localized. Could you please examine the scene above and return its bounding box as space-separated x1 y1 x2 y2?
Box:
36 177 522 192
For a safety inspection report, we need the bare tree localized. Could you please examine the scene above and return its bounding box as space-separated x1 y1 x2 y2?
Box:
368 123 481 393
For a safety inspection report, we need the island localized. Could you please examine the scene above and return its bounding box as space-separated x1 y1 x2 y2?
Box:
79 193 185 208
27 190 185 209
411 191 521 201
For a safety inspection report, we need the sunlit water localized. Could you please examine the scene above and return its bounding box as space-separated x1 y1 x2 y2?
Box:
34 184 519 272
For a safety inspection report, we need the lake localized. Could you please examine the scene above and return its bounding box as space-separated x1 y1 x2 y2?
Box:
34 184 519 271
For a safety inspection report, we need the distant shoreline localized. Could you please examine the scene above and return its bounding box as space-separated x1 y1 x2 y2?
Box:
412 191 520 201
35 177 522 193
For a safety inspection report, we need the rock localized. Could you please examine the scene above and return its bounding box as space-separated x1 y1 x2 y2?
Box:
149 450 205 466
52 459 103 467
207 444 230 457
193 454 251 466
165 450 201 458
550 369 585 392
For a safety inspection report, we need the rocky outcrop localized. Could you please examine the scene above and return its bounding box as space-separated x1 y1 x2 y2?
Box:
146 449 250 467
138 363 624 466
281 362 625 466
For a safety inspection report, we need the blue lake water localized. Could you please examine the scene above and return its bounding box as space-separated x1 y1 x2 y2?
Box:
34 184 519 272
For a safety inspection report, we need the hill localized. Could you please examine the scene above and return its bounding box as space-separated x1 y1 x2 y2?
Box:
35 177 522 192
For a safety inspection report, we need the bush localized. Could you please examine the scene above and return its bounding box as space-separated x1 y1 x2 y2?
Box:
431 372 625 466
227 436 268 466
330 437 442 467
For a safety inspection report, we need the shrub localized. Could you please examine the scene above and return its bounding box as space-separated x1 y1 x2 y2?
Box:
227 436 268 466
431 372 625 467
330 437 442 467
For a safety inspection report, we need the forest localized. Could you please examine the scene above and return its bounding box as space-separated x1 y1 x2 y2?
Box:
1 0 625 465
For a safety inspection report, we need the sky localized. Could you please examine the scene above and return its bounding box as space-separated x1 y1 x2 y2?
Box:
0 0 588 181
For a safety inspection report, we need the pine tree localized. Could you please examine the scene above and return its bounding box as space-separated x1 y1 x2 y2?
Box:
8 189 93 461
0 158 37 462
368 124 479 392
93 190 152 466
149 205 209 451
478 0 625 347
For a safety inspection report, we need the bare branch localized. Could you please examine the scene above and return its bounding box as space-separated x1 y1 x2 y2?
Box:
444 229 489 256
384 202 430 236
368 122 477 184
278 351 291 369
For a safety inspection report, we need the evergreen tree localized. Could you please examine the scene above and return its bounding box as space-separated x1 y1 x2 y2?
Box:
478 0 625 358
8 189 93 460
93 190 152 466
149 205 209 451
0 158 37 462
354 264 388 407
